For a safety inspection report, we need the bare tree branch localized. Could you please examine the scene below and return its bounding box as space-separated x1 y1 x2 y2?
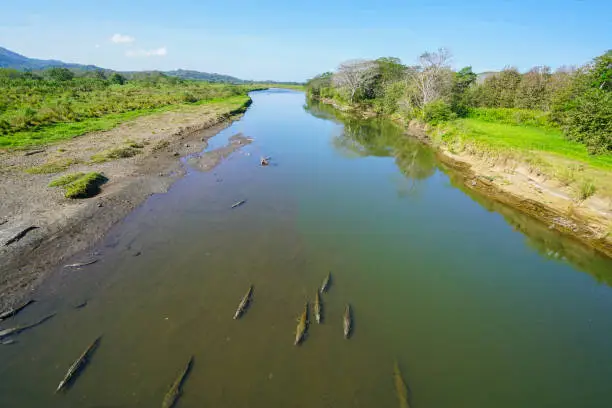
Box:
414 48 453 106
333 59 378 102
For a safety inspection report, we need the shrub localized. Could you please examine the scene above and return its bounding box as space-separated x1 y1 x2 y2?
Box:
422 100 456 124
563 89 612 154
109 73 126 85
379 81 406 115
47 67 74 82
181 92 198 103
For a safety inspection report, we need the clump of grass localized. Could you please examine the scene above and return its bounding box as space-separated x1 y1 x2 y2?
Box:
64 172 108 198
48 172 85 187
25 158 78 174
90 145 142 163
48 171 107 198
556 165 577 186
577 179 597 201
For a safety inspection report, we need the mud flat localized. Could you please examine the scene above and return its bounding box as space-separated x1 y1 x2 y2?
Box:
0 99 252 309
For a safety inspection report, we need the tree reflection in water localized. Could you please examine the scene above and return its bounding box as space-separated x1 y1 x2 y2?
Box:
305 99 612 285
305 100 436 196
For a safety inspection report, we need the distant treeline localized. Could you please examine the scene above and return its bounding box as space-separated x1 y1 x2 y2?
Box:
0 67 254 136
306 50 611 153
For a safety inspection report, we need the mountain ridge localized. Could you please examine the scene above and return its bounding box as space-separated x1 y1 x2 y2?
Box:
0 46 292 84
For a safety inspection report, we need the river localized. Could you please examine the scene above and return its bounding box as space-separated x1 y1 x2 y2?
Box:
1 89 612 408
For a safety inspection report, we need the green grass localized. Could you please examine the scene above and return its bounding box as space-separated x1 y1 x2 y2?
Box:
48 172 85 187
257 83 305 91
25 158 79 174
441 118 612 170
577 179 597 201
1 94 251 149
467 107 553 129
63 172 107 198
0 69 256 149
48 171 108 198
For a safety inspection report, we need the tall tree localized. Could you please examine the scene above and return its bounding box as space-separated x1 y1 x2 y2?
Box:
515 66 552 110
414 48 453 107
450 66 477 115
371 57 407 98
47 67 74 81
306 72 333 97
589 49 611 91
479 67 521 108
333 60 378 102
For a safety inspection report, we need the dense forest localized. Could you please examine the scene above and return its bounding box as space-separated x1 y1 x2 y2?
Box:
306 50 611 154
0 67 254 144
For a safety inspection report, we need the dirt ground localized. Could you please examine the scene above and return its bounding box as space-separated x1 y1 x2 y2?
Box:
0 102 250 310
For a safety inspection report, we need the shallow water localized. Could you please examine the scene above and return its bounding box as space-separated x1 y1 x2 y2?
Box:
1 89 612 408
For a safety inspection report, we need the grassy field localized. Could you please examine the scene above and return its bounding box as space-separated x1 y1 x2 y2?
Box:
433 117 612 200
259 84 304 91
0 69 260 148
438 118 612 170
0 94 251 148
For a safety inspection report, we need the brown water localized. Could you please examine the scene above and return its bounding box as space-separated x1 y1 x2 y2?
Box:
1 89 612 408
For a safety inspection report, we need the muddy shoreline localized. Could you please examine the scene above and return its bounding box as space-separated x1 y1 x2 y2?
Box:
0 100 253 310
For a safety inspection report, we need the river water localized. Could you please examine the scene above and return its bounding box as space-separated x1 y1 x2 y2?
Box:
1 89 612 408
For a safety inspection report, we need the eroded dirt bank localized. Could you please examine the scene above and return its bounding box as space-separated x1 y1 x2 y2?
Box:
0 100 252 310
404 120 612 259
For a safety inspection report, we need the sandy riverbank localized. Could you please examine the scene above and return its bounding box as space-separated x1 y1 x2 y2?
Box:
0 99 252 310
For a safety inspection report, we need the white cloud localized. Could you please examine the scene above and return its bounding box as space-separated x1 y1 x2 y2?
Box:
111 33 135 44
125 47 167 57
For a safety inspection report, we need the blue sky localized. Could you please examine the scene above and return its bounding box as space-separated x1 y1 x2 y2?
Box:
0 0 609 81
